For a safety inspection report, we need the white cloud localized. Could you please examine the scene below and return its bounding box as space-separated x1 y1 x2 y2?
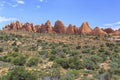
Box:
16 0 25 4
103 21 120 30
39 0 43 2
0 16 17 23
0 1 18 8
11 4 18 7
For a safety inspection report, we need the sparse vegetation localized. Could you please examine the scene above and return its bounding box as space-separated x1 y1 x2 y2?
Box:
0 31 119 80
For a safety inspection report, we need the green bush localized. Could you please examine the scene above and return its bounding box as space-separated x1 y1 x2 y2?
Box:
0 66 37 80
49 54 56 61
68 56 84 69
0 52 26 66
13 47 19 52
55 58 69 69
0 47 3 52
26 57 39 67
12 56 26 66
76 45 81 49
61 69 80 80
84 59 99 70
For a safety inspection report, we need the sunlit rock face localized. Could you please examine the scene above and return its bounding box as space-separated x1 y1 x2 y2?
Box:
79 22 92 34
44 20 53 33
66 24 75 34
3 21 23 31
53 20 66 34
22 22 36 32
91 27 107 35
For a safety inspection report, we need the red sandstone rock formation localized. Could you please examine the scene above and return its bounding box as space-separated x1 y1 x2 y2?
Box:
22 22 36 32
53 20 66 34
66 24 75 34
45 20 53 33
103 28 114 34
112 30 120 35
35 20 53 33
91 27 107 35
73 25 79 34
3 20 119 36
35 25 41 32
79 22 92 34
3 21 23 30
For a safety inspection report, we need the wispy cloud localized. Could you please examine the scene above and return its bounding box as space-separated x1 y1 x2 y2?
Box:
39 0 44 2
103 21 120 30
0 1 17 8
0 16 17 23
11 4 18 7
16 0 25 4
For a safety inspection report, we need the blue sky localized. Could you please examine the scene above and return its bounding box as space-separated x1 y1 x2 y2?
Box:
0 0 120 29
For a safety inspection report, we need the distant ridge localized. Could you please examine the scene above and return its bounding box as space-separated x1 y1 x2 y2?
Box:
3 20 120 35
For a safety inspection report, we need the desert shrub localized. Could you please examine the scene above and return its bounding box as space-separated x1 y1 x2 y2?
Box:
76 45 81 49
28 45 37 51
98 48 105 52
26 57 39 67
49 54 57 61
100 43 104 47
0 66 37 80
84 59 99 70
55 58 69 69
61 69 80 80
12 55 26 66
68 56 85 69
114 47 120 53
51 49 57 55
0 47 3 52
0 52 26 66
99 68 106 74
63 47 70 54
90 55 103 63
13 47 19 52
106 43 115 48
82 49 90 54
69 50 80 56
